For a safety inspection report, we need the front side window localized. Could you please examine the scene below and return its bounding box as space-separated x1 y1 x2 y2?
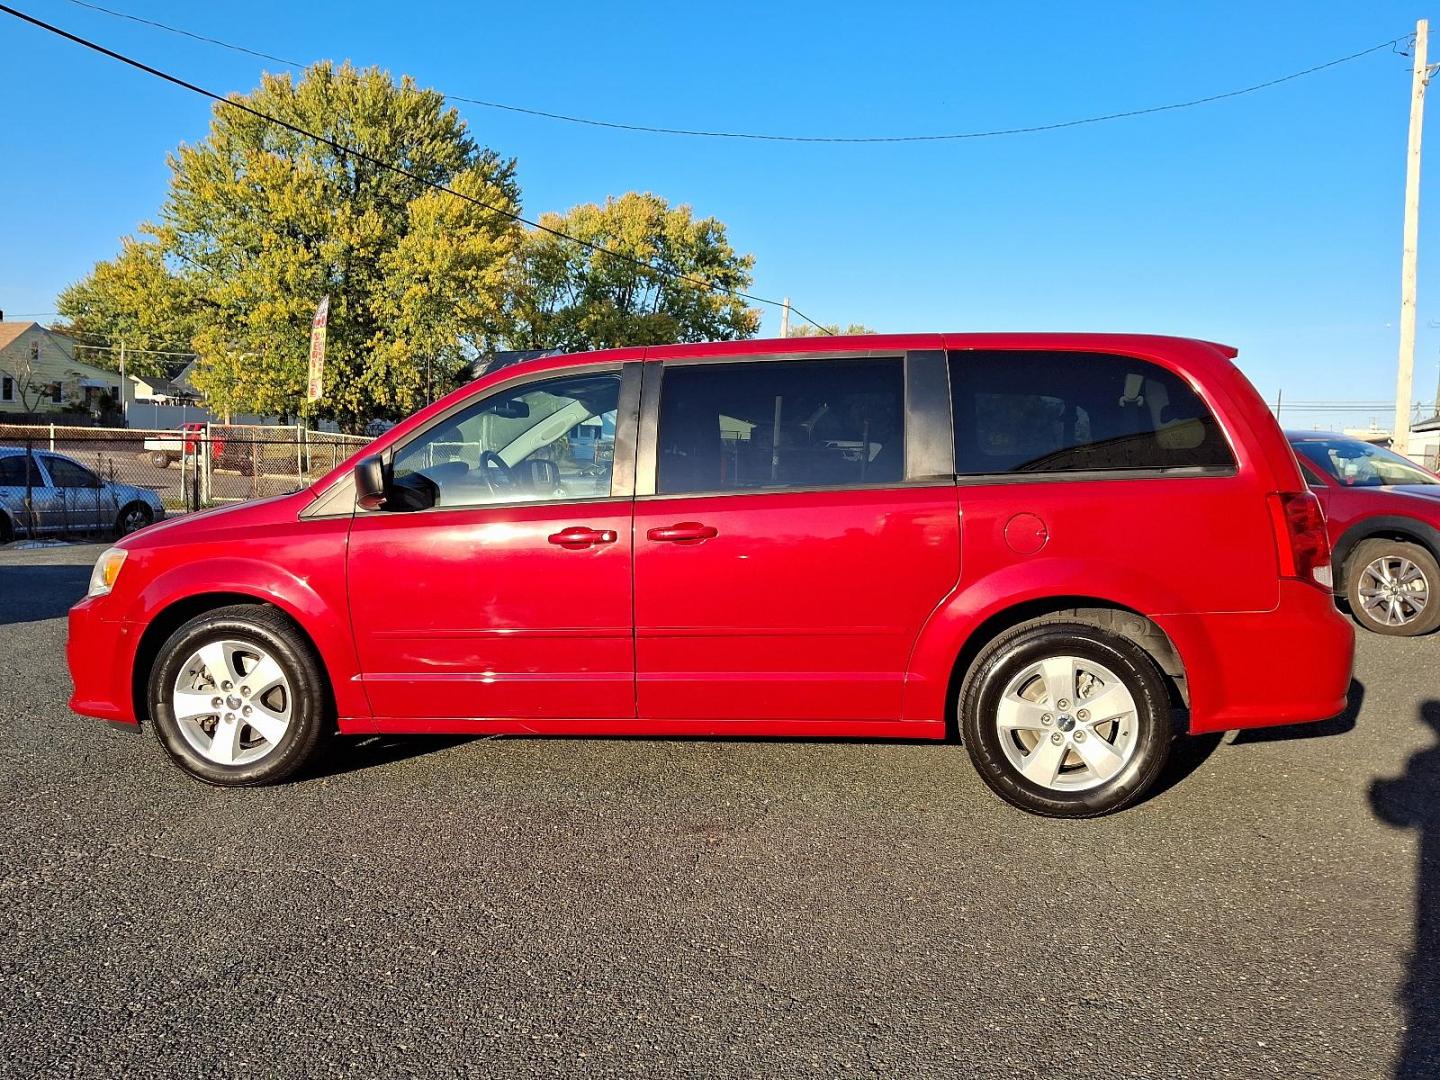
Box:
390 371 620 511
949 351 1235 476
43 456 100 489
655 358 905 495
1293 437 1438 487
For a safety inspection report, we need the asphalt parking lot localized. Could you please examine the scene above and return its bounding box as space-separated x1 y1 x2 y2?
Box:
1 544 1435 1079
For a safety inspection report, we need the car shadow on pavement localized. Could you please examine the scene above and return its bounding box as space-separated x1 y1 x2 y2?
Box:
1371 699 1440 1080
301 734 482 779
1139 679 1365 806
1228 678 1365 744
0 564 90 625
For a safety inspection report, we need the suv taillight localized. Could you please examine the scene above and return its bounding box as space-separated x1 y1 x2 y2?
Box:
1267 491 1333 589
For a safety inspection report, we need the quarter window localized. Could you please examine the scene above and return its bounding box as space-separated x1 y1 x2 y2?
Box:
949 351 1234 475
1 376 13 402
655 358 905 495
390 371 621 511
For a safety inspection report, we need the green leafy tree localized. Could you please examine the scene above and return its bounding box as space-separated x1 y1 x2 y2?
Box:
785 322 877 337
505 192 760 351
55 235 201 379
58 62 522 428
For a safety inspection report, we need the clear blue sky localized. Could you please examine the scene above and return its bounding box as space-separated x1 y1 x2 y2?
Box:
1 0 1434 430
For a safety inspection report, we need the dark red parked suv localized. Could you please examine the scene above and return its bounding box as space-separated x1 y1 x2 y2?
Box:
1289 431 1440 636
68 334 1354 817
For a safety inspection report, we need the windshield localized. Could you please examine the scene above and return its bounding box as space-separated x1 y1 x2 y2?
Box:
1293 437 1439 487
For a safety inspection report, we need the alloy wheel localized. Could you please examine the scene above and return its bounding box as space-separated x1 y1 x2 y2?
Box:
994 654 1140 792
171 639 292 766
1358 555 1429 628
120 506 150 534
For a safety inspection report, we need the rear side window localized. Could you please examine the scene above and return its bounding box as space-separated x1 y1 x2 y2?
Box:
0 454 42 486
948 351 1234 476
656 358 905 495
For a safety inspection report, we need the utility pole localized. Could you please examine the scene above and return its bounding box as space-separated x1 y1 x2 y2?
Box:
1395 19 1433 457
118 340 128 424
780 297 791 338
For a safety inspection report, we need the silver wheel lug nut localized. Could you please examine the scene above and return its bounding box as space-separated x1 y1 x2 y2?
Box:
211 696 223 708
240 686 250 696
222 681 233 691
1041 714 1053 726
1057 698 1070 710
1077 709 1090 721
224 713 234 722
1074 730 1087 742
242 705 252 716
1050 732 1063 745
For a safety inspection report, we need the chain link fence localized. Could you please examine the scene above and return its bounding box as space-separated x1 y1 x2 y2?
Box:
0 423 371 541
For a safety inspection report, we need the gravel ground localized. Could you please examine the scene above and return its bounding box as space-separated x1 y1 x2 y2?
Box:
0 543 1435 1079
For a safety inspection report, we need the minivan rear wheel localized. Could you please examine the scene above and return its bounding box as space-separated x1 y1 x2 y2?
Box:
960 622 1173 818
148 605 328 785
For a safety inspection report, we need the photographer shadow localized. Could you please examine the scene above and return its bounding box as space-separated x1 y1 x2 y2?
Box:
1372 700 1440 1079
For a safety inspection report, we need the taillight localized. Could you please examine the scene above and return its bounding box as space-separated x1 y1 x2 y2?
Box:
1267 491 1333 589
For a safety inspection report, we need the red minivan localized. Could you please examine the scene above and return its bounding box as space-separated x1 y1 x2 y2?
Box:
67 334 1354 817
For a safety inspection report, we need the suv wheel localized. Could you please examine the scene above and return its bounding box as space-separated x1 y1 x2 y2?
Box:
148 605 328 785
1346 538 1440 636
960 622 1174 818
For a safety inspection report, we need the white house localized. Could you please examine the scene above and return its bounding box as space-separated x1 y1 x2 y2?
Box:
0 321 136 418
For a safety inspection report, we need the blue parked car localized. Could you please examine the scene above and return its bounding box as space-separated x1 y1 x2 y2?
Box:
0 446 164 542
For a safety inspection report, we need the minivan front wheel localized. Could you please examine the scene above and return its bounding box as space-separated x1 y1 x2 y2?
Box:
148 605 328 785
960 622 1173 818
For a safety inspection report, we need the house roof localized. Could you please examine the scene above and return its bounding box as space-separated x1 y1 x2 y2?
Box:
0 321 126 382
0 321 40 350
1413 414 1440 433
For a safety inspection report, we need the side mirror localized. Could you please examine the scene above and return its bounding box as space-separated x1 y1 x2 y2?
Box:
354 452 390 511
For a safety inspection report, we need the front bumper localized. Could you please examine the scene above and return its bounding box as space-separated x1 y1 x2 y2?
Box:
67 597 139 726
1156 581 1356 735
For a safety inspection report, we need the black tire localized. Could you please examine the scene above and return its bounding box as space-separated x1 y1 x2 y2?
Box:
960 622 1174 818
147 605 329 786
150 451 171 469
115 502 153 536
0 512 11 544
1344 538 1440 637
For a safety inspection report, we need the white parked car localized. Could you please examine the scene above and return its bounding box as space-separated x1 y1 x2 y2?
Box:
0 447 165 542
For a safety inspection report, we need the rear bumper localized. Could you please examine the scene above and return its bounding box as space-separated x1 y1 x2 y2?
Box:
1156 581 1355 735
67 598 139 726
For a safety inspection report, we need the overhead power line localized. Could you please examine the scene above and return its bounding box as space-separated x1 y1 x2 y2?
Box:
0 4 833 335
60 0 1410 143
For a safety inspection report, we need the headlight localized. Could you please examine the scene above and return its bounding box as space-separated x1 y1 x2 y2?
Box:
87 547 127 598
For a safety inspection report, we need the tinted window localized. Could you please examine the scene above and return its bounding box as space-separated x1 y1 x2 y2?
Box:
0 454 43 486
949 351 1234 475
392 372 620 510
656 358 905 495
43 456 100 488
